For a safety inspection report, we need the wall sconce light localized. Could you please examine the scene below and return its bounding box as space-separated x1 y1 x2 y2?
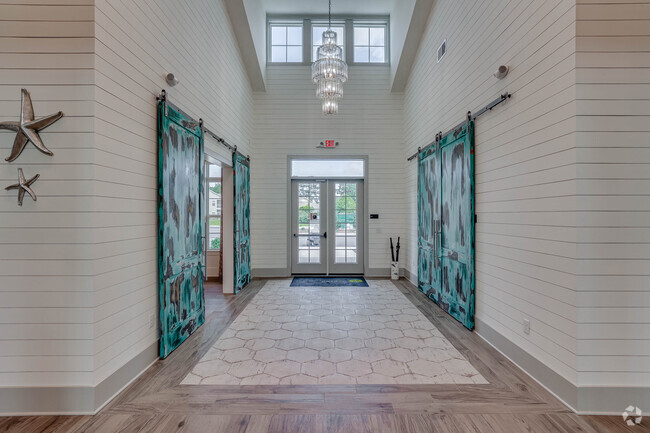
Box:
165 73 180 87
494 65 509 80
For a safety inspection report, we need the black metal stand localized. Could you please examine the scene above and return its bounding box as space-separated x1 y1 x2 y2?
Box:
407 92 511 161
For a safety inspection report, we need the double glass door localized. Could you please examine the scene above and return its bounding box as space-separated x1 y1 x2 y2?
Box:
291 180 364 275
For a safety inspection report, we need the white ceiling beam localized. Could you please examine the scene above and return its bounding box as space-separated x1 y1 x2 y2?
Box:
390 0 434 92
224 0 267 91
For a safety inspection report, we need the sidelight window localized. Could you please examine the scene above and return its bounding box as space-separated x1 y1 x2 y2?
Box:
207 164 222 250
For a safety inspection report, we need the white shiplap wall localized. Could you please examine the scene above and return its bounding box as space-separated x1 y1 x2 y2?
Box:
0 1 96 387
93 0 253 385
1 0 253 395
575 1 650 388
252 65 405 273
403 0 580 385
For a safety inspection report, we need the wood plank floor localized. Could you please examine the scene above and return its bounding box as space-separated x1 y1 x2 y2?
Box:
0 279 646 433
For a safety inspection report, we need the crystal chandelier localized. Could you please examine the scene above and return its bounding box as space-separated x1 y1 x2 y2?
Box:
312 0 348 115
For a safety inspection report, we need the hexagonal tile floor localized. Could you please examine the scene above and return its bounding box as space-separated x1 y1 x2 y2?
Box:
182 279 487 385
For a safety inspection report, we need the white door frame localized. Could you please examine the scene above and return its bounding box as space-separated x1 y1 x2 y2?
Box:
205 145 234 293
287 155 369 276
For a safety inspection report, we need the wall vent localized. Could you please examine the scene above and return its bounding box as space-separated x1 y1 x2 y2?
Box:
437 40 446 63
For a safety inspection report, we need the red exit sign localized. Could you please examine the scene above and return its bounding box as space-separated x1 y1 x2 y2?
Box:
317 140 339 149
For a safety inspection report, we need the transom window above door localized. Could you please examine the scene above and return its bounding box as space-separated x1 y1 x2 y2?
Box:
291 159 365 178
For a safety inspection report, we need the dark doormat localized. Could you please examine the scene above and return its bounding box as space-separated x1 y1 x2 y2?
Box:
290 277 369 287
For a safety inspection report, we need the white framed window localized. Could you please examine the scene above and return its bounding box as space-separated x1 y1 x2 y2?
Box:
353 23 387 63
269 23 303 63
267 18 389 65
207 163 222 250
312 22 345 61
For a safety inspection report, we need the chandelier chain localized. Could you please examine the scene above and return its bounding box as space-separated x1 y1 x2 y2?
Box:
328 0 332 28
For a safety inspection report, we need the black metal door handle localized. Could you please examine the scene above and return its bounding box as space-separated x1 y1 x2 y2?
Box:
293 233 327 238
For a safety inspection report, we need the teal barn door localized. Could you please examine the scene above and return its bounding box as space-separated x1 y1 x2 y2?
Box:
418 121 475 330
233 152 251 293
158 100 205 358
417 145 441 298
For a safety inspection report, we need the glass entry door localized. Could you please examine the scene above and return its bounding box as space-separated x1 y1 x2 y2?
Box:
292 181 327 274
291 180 364 275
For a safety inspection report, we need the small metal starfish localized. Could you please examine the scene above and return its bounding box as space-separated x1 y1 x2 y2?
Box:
5 168 40 206
0 88 64 162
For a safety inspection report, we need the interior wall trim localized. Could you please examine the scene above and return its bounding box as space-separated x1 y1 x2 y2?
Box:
252 268 291 278
474 317 579 412
403 267 415 285
0 341 158 416
476 318 650 415
365 267 404 278
251 268 406 279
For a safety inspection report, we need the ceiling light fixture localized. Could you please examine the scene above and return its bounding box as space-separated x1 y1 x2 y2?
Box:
312 0 348 115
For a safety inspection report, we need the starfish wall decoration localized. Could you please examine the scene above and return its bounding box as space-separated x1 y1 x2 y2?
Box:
5 168 40 206
0 88 64 162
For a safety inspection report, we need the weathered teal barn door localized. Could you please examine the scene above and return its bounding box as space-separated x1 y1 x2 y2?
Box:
418 121 475 330
233 152 251 293
158 100 205 358
418 145 441 298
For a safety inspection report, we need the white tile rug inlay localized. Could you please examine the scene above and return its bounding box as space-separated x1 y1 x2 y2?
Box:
182 279 486 385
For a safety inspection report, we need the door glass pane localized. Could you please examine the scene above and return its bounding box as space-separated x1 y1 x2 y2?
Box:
208 180 221 250
335 182 358 264
297 182 322 264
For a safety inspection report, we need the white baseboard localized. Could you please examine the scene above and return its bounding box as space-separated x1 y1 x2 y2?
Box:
0 341 158 415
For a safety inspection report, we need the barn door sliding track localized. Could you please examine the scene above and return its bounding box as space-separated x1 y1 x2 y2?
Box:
407 92 511 162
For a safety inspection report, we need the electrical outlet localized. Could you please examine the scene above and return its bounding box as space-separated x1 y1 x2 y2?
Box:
148 313 155 329
523 318 530 335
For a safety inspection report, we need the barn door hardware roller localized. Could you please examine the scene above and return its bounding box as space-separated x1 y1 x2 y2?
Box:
407 92 511 161
157 89 250 161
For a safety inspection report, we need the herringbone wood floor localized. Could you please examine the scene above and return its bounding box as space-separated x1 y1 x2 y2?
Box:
0 279 645 433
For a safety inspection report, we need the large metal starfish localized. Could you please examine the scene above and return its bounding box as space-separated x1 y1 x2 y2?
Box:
5 168 40 206
0 89 63 162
